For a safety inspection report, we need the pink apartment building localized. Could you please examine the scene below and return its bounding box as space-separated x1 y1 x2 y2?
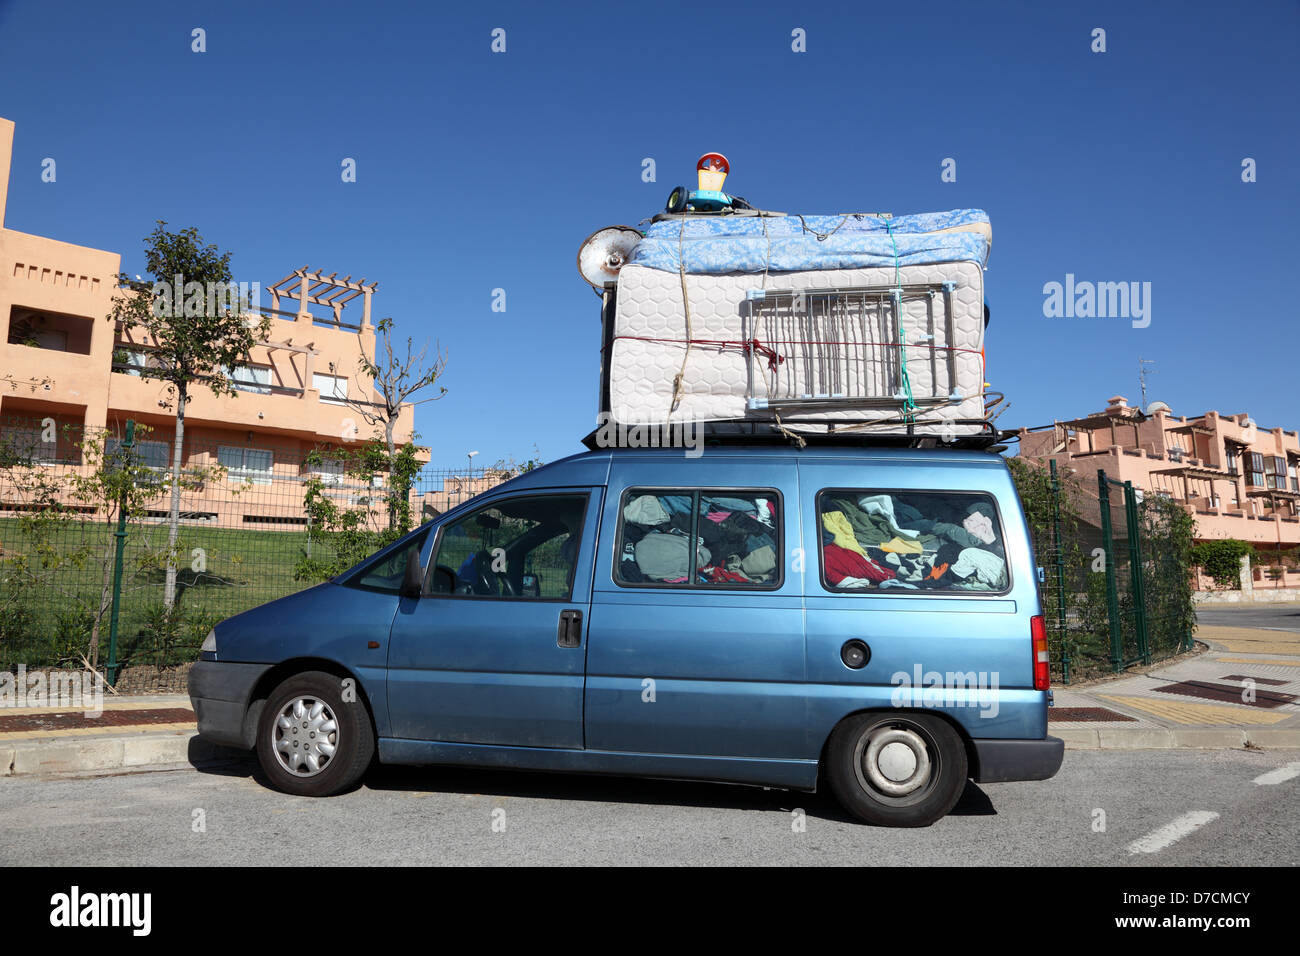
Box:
0 116 422 527
1018 395 1300 558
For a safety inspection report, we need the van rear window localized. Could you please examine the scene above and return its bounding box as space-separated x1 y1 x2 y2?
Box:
616 489 782 589
817 490 1008 594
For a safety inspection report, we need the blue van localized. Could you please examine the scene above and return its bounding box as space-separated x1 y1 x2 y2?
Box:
189 444 1062 827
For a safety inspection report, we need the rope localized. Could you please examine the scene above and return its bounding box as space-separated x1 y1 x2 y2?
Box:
772 409 807 448
668 219 692 417
612 333 982 360
796 214 850 242
883 217 916 423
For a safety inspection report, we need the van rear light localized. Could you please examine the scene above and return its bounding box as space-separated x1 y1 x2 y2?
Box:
1031 615 1050 691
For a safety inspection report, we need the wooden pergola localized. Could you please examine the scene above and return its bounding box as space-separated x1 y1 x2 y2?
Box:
267 268 377 331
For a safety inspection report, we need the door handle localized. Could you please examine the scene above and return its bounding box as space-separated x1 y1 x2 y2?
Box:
557 609 583 648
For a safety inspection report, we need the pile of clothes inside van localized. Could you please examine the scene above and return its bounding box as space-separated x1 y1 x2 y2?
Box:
820 493 1008 591
619 493 778 585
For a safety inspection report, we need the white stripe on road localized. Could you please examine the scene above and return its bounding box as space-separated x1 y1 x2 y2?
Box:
1126 811 1220 855
1253 762 1300 786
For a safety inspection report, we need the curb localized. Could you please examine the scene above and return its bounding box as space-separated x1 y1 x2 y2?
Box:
2 731 235 777
1055 726 1300 750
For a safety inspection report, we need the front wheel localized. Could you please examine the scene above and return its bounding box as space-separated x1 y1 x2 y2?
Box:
255 671 375 797
826 712 967 827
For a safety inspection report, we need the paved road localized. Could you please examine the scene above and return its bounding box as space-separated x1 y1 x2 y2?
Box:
1197 603 1300 634
1 748 1295 866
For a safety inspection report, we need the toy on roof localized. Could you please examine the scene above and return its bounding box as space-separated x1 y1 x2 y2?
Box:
664 152 754 214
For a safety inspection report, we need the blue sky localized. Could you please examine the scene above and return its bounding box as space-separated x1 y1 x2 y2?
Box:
1 0 1295 467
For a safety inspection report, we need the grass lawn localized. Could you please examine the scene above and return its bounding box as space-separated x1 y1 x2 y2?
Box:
0 517 341 668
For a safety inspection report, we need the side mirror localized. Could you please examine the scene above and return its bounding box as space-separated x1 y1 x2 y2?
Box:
400 545 424 598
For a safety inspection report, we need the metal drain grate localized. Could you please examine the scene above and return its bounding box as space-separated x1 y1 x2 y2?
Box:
1221 674 1290 687
1049 707 1138 722
1153 680 1297 709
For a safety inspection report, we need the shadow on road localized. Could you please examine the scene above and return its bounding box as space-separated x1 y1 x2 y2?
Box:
187 738 996 825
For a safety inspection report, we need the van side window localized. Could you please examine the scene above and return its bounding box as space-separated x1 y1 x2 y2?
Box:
616 489 781 588
347 526 432 593
817 490 1008 594
428 494 588 599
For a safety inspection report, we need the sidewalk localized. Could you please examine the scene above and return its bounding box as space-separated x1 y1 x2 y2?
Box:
3 618 1299 778
0 693 227 777
1049 618 1300 749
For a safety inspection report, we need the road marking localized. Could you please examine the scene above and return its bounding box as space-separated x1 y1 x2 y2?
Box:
1126 811 1220 855
1253 762 1300 786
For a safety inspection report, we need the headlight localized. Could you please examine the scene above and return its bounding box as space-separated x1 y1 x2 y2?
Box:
201 629 217 654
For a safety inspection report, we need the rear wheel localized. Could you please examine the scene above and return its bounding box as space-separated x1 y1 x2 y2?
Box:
255 671 374 797
826 712 967 827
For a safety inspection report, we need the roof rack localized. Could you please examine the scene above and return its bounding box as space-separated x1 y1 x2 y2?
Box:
580 418 1011 453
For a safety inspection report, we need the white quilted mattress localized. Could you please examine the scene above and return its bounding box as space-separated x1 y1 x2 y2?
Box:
608 260 986 436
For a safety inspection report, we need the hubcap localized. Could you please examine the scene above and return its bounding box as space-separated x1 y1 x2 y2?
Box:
858 725 932 797
271 697 339 777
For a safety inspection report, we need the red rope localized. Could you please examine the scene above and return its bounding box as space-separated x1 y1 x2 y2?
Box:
612 334 984 364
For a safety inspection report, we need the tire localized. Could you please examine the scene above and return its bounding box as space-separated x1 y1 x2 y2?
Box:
826 712 968 827
255 670 375 797
666 185 689 213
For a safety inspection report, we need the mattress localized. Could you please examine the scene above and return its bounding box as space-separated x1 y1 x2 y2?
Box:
606 259 986 437
631 209 991 275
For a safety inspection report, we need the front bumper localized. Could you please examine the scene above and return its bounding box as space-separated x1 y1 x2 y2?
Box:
970 736 1064 783
188 660 273 750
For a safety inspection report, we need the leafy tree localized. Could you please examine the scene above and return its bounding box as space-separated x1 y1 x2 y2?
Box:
108 222 270 609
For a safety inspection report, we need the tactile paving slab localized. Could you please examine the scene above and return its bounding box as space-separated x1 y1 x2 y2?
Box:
1049 707 1137 723
1152 680 1296 709
0 707 195 733
1221 674 1290 687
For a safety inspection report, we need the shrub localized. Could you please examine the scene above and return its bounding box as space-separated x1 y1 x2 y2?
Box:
1190 539 1253 588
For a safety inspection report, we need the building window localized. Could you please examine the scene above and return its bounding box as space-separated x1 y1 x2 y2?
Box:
1224 443 1240 475
1245 452 1265 487
114 348 150 376
224 365 272 395
1261 455 1286 490
1289 461 1298 493
313 372 348 405
105 438 170 470
218 445 274 485
4 424 59 464
307 457 344 486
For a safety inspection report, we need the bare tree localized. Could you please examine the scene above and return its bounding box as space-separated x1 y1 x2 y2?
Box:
330 317 447 526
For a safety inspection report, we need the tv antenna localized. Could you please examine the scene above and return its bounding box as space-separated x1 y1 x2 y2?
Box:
1138 358 1156 412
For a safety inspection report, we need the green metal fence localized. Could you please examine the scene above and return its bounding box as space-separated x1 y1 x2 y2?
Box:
0 417 513 686
1014 457 1197 684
